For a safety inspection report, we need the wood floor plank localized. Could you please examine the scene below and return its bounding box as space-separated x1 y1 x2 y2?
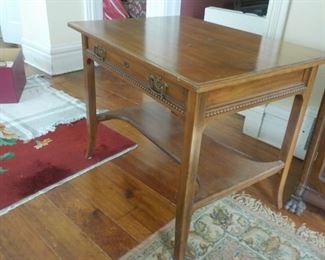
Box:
129 207 170 232
104 163 175 221
47 183 138 259
0 211 58 260
70 167 136 220
116 212 152 242
0 250 7 260
49 73 82 87
18 196 111 260
72 162 175 225
113 146 179 203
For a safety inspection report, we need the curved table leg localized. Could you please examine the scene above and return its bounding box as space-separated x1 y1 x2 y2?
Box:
285 90 325 214
277 67 318 208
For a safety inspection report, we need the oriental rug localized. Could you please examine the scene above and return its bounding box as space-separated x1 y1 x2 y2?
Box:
0 75 136 216
121 193 325 260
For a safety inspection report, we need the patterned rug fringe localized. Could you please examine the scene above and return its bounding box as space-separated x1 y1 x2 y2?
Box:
231 192 325 249
29 75 108 141
29 75 88 132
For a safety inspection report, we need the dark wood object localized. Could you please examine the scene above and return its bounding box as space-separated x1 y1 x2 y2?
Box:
286 92 325 215
234 0 269 16
180 0 234 19
69 17 325 259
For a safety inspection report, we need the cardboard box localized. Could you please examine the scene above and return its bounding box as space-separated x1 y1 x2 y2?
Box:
0 48 26 103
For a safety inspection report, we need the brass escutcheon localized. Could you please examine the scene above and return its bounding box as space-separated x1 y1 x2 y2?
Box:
148 75 168 98
93 45 106 61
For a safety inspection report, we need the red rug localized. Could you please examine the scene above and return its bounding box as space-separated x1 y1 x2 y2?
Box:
0 120 136 215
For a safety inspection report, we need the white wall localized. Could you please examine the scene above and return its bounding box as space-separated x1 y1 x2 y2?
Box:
146 0 181 17
21 1 51 49
20 0 181 75
278 0 325 112
0 0 23 44
0 1 2 38
46 0 84 46
21 0 52 72
21 0 85 75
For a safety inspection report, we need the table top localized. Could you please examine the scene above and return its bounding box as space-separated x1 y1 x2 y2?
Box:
69 16 325 90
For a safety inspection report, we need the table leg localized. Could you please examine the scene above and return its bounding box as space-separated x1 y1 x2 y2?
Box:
278 67 319 208
82 36 97 159
285 92 325 214
174 92 206 260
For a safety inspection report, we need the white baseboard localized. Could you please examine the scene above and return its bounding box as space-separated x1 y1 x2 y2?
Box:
22 39 52 74
241 105 318 159
21 39 83 75
51 43 83 75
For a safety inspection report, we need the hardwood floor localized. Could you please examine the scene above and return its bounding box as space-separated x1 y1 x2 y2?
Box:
0 62 324 259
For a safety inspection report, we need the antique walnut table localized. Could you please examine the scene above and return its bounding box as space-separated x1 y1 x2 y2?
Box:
69 17 325 259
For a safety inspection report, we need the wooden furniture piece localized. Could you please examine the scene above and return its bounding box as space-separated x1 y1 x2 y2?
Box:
69 17 325 259
286 92 325 215
181 0 234 19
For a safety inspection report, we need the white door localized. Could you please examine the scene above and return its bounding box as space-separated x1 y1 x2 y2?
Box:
0 0 22 44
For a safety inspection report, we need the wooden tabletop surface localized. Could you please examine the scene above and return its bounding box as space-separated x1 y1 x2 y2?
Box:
69 16 325 90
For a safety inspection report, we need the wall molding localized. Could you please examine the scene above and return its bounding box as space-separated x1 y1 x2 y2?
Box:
22 39 52 74
83 0 102 20
265 0 291 40
22 39 83 75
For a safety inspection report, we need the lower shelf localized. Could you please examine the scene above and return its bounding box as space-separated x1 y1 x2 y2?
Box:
99 102 285 209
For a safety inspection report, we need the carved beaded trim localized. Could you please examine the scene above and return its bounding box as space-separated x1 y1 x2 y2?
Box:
87 50 185 115
205 84 306 118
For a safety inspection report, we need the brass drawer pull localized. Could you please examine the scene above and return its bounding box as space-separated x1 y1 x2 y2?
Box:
93 45 106 61
149 75 168 98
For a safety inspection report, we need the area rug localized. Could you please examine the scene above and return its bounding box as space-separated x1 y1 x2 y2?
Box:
0 119 136 216
0 75 136 216
0 75 86 141
121 193 325 260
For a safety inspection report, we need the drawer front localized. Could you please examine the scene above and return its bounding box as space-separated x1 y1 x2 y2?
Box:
206 70 306 108
205 69 307 118
87 38 187 114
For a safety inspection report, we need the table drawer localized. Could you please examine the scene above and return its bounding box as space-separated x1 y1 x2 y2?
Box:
206 69 306 107
87 38 187 114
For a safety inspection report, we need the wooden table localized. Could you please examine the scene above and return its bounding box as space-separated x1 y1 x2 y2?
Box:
69 17 325 259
